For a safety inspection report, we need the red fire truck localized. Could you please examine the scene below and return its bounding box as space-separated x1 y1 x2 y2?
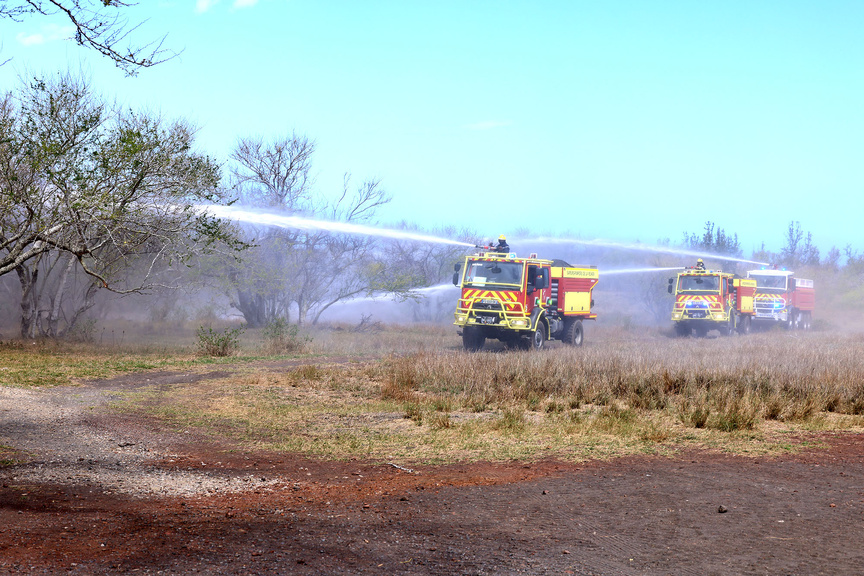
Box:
452 250 598 351
746 269 815 329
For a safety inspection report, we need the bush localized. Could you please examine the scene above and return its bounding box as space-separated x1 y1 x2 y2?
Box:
65 318 98 343
196 325 244 357
262 318 311 354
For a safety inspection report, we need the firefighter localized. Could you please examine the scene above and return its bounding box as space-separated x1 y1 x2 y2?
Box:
695 258 705 270
493 235 510 254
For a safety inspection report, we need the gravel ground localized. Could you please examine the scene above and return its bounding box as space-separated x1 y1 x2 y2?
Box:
1 374 281 498
2 373 864 575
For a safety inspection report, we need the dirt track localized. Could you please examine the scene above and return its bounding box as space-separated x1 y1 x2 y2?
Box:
2 373 863 575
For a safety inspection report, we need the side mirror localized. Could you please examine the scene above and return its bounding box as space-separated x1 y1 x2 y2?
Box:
667 285 673 294
454 263 461 272
452 272 459 286
668 278 674 285
534 268 549 290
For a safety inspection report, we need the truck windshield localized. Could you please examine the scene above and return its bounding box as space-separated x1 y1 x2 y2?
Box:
749 274 788 291
463 260 523 289
678 275 720 292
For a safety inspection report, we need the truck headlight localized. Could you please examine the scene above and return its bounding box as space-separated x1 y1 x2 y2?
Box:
455 314 467 322
712 313 725 320
511 319 528 327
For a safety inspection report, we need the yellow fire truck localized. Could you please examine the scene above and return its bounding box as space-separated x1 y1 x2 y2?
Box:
453 249 599 351
667 263 757 337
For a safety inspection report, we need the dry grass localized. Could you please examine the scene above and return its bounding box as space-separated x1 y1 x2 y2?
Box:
4 323 864 463
377 330 864 424
102 326 864 464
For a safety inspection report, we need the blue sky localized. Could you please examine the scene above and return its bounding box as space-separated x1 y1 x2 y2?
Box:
1 1 862 256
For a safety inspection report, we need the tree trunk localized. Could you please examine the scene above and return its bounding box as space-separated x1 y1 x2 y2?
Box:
234 290 268 328
17 265 38 339
44 255 75 338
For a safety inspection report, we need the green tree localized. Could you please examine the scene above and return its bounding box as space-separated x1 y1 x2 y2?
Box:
682 221 741 256
0 72 239 337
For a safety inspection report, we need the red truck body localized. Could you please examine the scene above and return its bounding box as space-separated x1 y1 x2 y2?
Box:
746 269 814 329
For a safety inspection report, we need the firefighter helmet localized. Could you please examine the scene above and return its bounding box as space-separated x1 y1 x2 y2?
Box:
499 235 506 241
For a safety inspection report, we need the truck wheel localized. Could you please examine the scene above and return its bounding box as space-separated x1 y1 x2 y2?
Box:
803 312 812 330
563 319 584 346
737 315 751 335
525 324 545 350
462 327 485 351
673 322 690 337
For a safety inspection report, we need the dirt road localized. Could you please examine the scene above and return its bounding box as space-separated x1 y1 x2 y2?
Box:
2 373 863 575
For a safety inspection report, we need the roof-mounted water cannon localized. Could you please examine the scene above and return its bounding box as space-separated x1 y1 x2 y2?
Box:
473 234 512 256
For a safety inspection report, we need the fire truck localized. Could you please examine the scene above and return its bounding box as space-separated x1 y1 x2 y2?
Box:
667 263 757 337
746 268 815 329
452 249 599 351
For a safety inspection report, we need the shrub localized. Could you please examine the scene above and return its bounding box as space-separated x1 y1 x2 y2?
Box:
196 325 244 357
262 319 311 354
66 318 98 343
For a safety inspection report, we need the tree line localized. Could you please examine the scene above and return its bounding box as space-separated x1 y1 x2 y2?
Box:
0 72 472 338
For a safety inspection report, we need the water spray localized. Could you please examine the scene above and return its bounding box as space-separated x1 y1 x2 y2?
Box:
523 237 770 266
603 267 685 276
343 282 459 304
197 204 475 247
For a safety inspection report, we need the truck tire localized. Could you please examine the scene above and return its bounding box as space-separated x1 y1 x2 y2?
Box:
725 310 737 336
462 327 485 351
522 324 545 350
563 319 584 346
737 315 751 335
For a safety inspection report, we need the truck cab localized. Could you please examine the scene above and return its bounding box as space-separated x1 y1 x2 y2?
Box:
668 267 755 337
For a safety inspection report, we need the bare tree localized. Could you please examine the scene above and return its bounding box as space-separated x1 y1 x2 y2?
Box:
1 1 175 74
292 177 397 325
220 134 315 326
220 133 428 326
231 134 315 208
